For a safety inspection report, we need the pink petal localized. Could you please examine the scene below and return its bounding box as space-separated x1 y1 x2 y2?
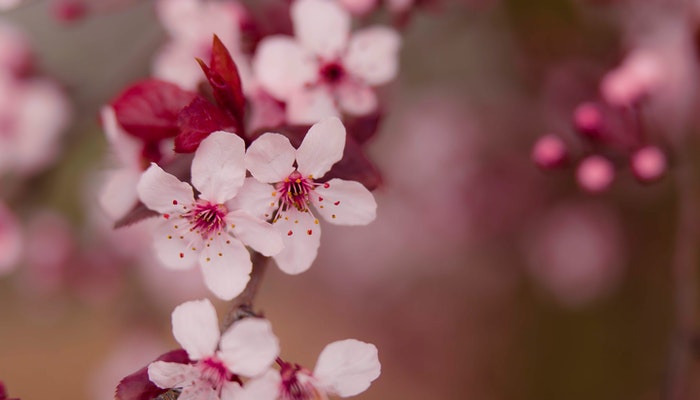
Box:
225 178 278 221
137 163 195 215
99 168 141 221
253 36 316 101
227 210 283 257
152 221 201 270
220 381 246 400
199 236 252 300
152 42 204 91
218 318 279 378
171 299 221 360
313 339 381 397
292 0 350 59
101 105 141 166
191 131 246 203
272 209 321 274
286 85 340 125
296 117 346 179
336 81 378 116
147 361 198 389
312 178 376 225
245 133 296 184
229 369 281 400
179 383 219 400
344 27 401 86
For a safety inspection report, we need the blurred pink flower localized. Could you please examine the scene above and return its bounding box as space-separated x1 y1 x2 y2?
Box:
0 22 31 75
0 201 22 276
253 0 401 124
153 0 250 91
576 155 615 193
524 202 627 307
532 134 568 169
630 145 666 182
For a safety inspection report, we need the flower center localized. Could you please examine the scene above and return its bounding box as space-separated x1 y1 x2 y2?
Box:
276 171 318 213
279 363 325 400
319 61 345 85
197 356 232 390
183 200 228 239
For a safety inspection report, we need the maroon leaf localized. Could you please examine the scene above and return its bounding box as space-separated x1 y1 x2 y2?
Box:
112 79 198 143
209 35 246 124
175 96 239 153
115 349 190 400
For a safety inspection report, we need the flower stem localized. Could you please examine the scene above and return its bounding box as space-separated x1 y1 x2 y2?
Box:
222 251 270 329
664 148 700 400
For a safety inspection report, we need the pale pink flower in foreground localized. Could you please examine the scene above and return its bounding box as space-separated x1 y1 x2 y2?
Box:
234 339 380 400
153 0 250 91
253 0 401 124
242 117 376 274
0 201 22 276
149 299 280 399
137 131 283 300
0 72 70 176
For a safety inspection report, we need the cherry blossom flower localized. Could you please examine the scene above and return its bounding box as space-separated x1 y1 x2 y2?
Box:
148 299 280 399
153 0 250 91
253 0 401 124
242 117 377 274
233 339 380 400
137 131 283 300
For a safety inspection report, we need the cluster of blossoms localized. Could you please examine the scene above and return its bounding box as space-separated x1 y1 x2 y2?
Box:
98 0 397 398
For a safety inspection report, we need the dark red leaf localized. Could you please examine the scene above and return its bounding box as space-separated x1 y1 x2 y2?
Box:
112 79 198 143
209 35 246 124
115 349 190 400
175 96 239 153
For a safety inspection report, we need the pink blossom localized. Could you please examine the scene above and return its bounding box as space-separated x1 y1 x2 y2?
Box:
233 339 380 400
600 49 663 106
253 0 401 124
242 117 377 274
0 201 22 276
153 0 250 91
0 0 21 10
137 131 283 300
0 22 31 74
148 299 280 398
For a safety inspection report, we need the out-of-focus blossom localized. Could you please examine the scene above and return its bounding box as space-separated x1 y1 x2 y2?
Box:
532 134 568 169
0 202 22 276
0 73 70 176
524 202 626 307
253 0 401 124
153 0 250 91
148 299 279 398
243 117 377 274
0 0 21 11
631 145 666 182
572 102 603 138
235 339 380 400
338 0 378 15
0 22 30 75
601 49 663 107
137 132 283 300
576 155 615 193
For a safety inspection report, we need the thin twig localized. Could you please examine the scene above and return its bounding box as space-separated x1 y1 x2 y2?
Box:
222 251 270 329
663 146 700 400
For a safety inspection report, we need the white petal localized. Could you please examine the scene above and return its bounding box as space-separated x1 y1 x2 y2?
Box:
292 0 350 59
230 369 281 400
191 131 246 203
137 163 195 215
344 27 401 85
153 220 201 270
313 339 381 397
253 36 316 101
245 133 296 184
199 236 252 300
179 383 219 400
286 85 340 125
336 81 378 116
219 318 280 378
99 168 140 221
227 210 283 256
296 117 346 179
272 209 321 274
152 42 204 91
148 361 198 389
171 299 221 360
312 179 376 225
225 178 278 221
101 105 141 166
220 381 245 400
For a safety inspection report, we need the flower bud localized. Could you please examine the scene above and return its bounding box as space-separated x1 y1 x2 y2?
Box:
573 102 603 138
532 134 568 169
631 145 666 183
577 155 615 192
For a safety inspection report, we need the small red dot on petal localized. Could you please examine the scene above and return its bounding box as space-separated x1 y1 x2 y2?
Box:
334 201 340 206
172 200 178 205
163 214 170 219
179 253 184 258
307 229 312 235
287 230 293 236
318 197 324 201
323 183 330 188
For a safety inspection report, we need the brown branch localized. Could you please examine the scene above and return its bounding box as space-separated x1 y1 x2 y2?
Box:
663 148 700 400
222 251 270 329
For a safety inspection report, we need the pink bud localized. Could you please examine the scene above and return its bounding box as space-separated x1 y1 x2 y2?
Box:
532 134 568 169
573 102 603 137
577 155 615 192
631 146 666 182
